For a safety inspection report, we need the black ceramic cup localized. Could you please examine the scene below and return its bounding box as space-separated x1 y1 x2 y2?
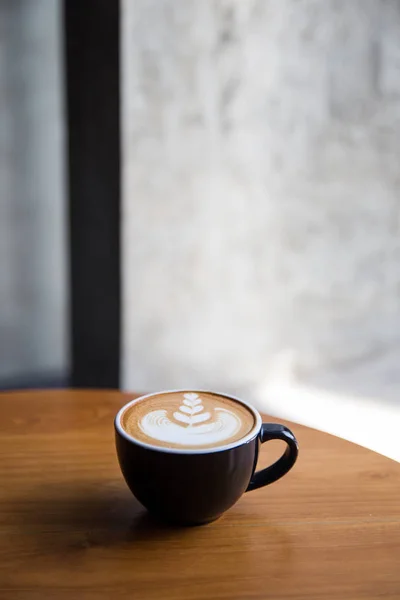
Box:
115 390 298 525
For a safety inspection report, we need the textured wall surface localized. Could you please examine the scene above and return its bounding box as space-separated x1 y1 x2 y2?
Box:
122 0 400 402
0 0 67 382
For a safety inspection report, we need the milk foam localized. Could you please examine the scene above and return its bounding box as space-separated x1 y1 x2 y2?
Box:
138 393 242 446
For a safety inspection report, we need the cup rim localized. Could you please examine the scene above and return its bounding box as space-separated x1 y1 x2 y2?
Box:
115 389 262 454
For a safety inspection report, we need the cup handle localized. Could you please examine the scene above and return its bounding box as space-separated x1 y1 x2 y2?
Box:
246 423 299 491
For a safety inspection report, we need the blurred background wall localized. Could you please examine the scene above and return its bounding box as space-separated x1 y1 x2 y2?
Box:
0 0 67 387
122 0 400 391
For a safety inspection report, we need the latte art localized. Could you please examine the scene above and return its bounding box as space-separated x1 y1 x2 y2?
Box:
121 391 256 450
139 393 242 446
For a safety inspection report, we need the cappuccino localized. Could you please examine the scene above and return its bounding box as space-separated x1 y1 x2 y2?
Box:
120 391 256 450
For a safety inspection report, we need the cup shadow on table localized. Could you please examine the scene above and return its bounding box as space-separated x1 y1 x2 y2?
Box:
9 482 190 556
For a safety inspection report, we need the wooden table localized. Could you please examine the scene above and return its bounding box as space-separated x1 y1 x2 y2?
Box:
1 390 399 600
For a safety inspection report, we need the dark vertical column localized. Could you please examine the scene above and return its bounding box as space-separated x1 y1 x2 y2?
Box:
64 0 121 388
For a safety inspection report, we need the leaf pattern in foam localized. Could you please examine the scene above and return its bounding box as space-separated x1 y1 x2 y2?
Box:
173 393 211 426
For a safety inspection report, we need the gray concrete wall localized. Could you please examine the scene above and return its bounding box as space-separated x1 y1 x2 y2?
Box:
122 0 400 403
0 0 67 382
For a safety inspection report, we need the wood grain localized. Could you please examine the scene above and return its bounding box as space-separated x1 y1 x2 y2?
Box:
0 390 399 600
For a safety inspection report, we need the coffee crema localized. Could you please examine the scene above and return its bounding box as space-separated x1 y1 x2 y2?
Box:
120 391 256 449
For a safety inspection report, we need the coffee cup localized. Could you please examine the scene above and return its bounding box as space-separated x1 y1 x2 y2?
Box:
115 390 298 525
